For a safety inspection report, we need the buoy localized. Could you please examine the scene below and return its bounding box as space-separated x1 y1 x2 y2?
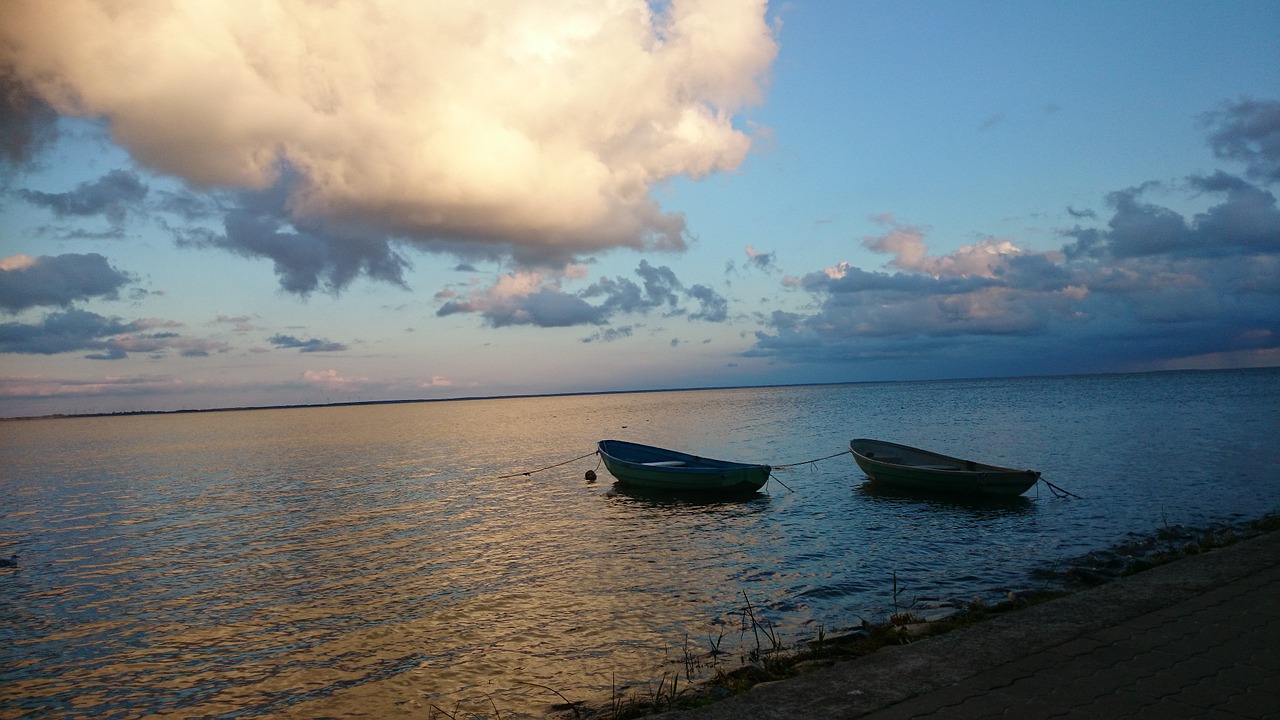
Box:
585 470 597 483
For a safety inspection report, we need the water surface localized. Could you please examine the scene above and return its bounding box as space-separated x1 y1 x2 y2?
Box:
2 369 1277 717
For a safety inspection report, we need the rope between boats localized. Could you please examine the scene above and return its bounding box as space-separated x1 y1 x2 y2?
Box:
771 449 853 471
496 451 598 479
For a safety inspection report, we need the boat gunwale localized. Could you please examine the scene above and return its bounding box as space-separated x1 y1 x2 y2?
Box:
849 438 1038 477
597 440 769 474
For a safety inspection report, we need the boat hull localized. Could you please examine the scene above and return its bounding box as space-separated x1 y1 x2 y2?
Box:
849 439 1040 497
597 440 770 493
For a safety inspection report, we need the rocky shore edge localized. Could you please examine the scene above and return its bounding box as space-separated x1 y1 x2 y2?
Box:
556 514 1279 720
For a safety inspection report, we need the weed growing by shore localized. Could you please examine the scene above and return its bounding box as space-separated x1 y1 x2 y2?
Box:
438 514 1279 719
573 513 1280 718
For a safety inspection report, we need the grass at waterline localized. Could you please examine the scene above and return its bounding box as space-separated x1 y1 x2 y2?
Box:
428 514 1279 720
602 590 1072 719
583 513 1280 719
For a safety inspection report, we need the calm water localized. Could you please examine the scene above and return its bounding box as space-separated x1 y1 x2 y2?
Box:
2 369 1278 718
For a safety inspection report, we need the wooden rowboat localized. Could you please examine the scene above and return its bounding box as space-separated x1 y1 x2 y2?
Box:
849 439 1040 497
597 440 771 493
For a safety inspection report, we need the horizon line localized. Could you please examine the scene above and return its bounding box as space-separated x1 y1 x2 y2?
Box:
5 365 1273 422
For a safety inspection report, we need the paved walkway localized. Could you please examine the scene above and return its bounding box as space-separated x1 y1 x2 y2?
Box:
659 529 1279 719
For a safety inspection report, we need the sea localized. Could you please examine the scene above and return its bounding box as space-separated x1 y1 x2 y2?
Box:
2 368 1278 719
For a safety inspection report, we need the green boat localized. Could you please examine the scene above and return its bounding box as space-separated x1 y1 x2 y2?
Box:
850 438 1040 497
597 440 771 493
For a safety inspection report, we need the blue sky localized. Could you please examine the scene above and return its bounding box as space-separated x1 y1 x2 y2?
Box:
1 0 1278 417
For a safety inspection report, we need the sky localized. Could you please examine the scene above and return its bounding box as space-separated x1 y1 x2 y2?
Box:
1 0 1278 417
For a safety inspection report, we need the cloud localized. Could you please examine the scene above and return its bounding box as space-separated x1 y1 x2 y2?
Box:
0 253 134 312
1 0 777 278
751 97 1280 376
212 315 257 333
174 177 412 295
0 374 188 400
302 369 368 387
439 260 733 329
1204 97 1280 183
438 269 607 327
0 309 226 359
0 309 136 356
269 334 348 353
744 244 776 271
18 169 148 225
1064 174 1280 260
100 328 229 359
0 67 58 172
580 260 683 315
687 284 728 321
581 326 635 343
751 168 1280 376
858 214 1056 282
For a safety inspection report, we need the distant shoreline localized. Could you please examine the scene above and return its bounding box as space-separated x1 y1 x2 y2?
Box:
3 366 1274 422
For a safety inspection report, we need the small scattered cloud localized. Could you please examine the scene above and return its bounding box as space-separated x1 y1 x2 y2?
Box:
745 244 776 272
212 315 257 333
0 252 134 312
687 284 729 322
0 373 187 400
978 112 1006 132
438 269 606 327
302 369 368 387
580 326 634 343
0 309 227 359
863 215 1044 280
1204 97 1280 183
17 169 148 225
440 260 735 329
269 334 348 353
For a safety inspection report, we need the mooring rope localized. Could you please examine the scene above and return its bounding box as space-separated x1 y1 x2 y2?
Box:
496 451 598 479
1040 478 1082 499
771 449 852 471
765 449 851 492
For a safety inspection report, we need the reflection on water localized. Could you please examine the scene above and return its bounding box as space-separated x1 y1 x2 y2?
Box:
605 482 772 507
855 481 1037 515
1 369 1278 718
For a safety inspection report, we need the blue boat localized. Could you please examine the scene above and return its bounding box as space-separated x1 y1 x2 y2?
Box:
597 440 771 493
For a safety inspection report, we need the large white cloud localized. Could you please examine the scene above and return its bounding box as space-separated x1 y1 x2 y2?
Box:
0 0 776 255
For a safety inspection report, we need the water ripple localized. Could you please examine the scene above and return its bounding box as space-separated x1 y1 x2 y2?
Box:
2 370 1278 717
